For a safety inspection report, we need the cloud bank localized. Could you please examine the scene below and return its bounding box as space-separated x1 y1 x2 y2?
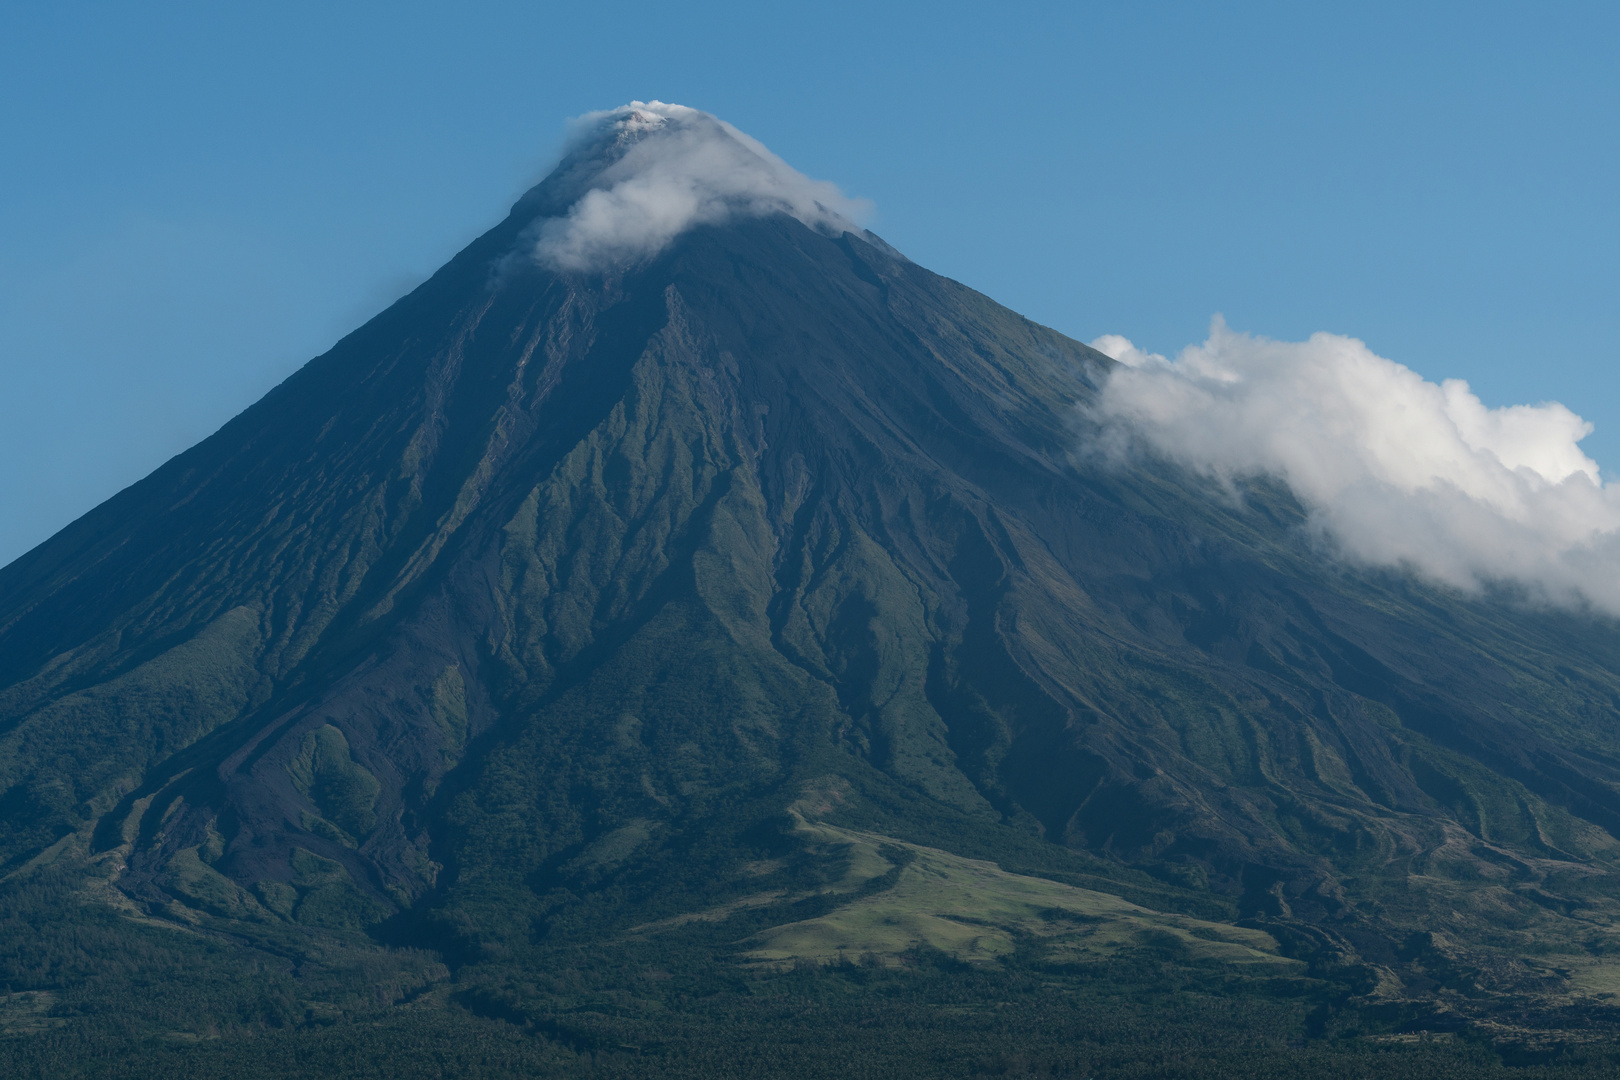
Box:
531 102 870 272
1091 319 1620 614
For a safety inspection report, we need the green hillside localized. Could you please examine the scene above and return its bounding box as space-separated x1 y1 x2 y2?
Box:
4 133 1620 1075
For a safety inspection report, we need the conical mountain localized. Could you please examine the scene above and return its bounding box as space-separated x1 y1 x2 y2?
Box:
5 104 1620 1072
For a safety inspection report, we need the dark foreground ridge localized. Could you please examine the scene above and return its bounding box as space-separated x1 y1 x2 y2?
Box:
4 127 1620 1077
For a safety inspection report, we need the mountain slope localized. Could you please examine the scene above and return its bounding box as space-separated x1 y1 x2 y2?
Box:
5 105 1620 1072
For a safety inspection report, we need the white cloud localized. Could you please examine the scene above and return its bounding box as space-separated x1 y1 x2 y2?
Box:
530 102 870 272
1090 318 1620 613
1088 334 1165 369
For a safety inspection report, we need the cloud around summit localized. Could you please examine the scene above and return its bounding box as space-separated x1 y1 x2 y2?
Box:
530 102 871 272
1090 319 1620 615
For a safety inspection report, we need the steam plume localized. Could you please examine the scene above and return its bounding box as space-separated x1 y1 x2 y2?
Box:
530 102 869 272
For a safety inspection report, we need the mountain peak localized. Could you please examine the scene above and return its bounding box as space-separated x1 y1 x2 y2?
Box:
517 101 870 272
9 101 1620 1071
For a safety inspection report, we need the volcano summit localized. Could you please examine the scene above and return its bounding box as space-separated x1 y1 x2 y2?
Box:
4 104 1620 1078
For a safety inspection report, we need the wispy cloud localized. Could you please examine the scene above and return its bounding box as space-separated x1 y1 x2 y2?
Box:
1091 318 1620 614
530 102 870 272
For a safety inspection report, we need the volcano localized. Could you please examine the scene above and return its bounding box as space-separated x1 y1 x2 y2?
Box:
5 104 1620 1077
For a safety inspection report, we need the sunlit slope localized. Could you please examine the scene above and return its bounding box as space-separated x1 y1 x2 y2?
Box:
736 814 1297 969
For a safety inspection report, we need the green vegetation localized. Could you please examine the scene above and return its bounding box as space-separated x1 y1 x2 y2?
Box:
5 837 1620 1079
734 815 1294 969
290 725 383 841
4 193 1620 1077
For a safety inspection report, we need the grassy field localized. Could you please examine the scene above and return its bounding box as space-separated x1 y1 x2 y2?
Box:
739 816 1298 969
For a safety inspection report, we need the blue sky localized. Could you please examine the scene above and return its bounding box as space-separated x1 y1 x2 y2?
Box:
2 0 1616 568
